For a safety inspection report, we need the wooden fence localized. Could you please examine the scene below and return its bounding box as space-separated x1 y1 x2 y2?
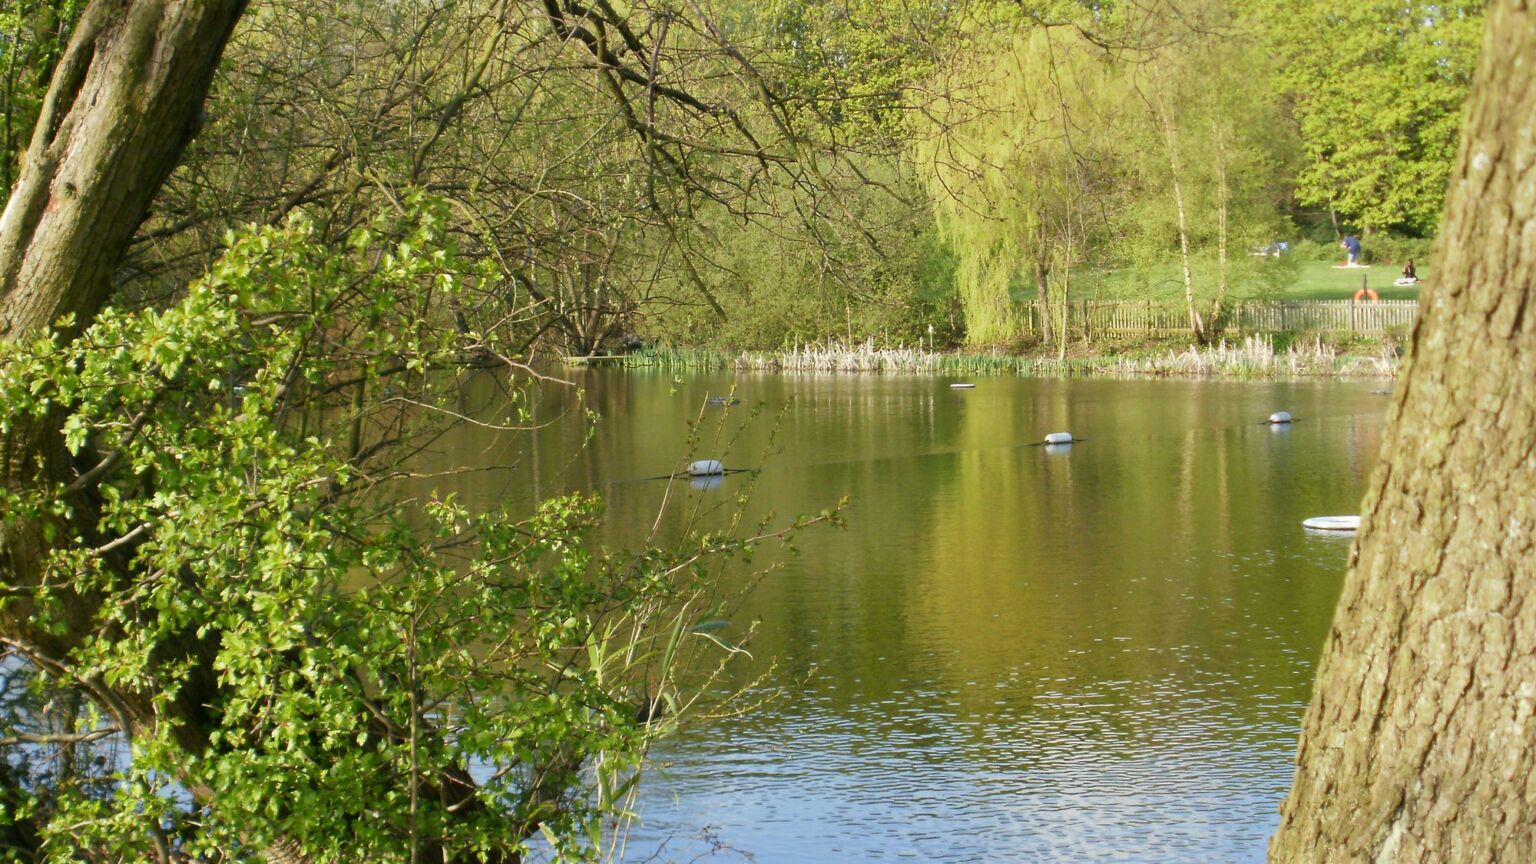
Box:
1020 299 1419 337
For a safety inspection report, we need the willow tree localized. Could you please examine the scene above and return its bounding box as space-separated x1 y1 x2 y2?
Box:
916 1 1293 350
915 21 1130 348
1270 3 1536 860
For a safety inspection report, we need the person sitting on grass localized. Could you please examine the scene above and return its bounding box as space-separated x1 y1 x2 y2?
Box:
1394 259 1419 286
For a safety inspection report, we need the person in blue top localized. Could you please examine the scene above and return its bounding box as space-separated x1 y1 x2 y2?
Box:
1341 234 1362 266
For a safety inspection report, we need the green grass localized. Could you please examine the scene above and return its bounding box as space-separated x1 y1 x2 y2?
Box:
1281 260 1423 301
1060 257 1423 302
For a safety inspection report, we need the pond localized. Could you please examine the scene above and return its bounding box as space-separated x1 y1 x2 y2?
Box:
429 370 1389 863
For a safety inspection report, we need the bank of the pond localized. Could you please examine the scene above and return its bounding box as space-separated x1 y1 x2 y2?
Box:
595 335 1400 379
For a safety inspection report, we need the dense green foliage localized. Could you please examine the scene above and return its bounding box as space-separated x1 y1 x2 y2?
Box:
1250 0 1485 235
611 0 1475 350
0 201 781 860
1 0 1483 354
913 2 1300 346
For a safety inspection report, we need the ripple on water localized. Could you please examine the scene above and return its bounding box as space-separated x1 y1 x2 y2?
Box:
629 668 1304 863
481 375 1383 863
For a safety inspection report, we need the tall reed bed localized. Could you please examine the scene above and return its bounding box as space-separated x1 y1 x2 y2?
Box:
1104 336 1400 378
619 336 1397 378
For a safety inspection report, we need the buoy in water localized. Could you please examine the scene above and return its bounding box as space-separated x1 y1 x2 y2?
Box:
950 383 976 389
690 474 724 491
1043 432 1074 445
1269 411 1293 424
687 459 725 477
1303 515 1360 532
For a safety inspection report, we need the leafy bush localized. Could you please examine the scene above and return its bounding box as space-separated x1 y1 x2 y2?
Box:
1288 234 1434 267
1362 234 1435 266
0 199 808 862
1288 238 1345 262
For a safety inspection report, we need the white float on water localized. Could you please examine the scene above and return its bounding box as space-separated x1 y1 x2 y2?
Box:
1303 515 1360 531
688 459 725 476
1269 411 1293 424
1043 432 1074 445
690 474 724 491
950 383 976 389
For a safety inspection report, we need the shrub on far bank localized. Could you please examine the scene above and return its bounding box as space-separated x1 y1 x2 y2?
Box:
1362 234 1434 266
1289 238 1344 262
1287 235 1434 266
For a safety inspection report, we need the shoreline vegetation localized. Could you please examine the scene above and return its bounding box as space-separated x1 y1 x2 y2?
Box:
598 335 1401 379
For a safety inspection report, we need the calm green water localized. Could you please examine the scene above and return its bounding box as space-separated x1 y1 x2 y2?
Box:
434 370 1389 863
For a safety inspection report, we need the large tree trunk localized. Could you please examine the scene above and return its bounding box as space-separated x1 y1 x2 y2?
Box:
0 0 247 719
1269 5 1536 862
0 0 247 339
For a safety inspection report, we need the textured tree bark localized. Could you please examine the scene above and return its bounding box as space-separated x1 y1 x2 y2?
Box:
0 0 247 714
0 0 247 338
1269 4 1536 862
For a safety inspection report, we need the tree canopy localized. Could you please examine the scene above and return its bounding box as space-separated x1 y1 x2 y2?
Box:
1249 0 1484 235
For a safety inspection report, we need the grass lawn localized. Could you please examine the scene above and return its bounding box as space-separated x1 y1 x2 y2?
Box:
1079 257 1424 302
1282 259 1424 301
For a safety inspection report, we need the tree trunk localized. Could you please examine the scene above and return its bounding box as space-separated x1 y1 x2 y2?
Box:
1054 281 1067 361
1160 109 1205 345
0 0 247 715
0 0 247 340
1047 242 1069 362
1269 5 1536 862
1034 258 1053 345
1211 100 1231 336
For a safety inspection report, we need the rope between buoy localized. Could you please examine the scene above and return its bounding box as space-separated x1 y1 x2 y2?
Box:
638 468 759 481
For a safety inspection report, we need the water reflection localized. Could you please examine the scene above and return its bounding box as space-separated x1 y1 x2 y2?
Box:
416 371 1386 863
